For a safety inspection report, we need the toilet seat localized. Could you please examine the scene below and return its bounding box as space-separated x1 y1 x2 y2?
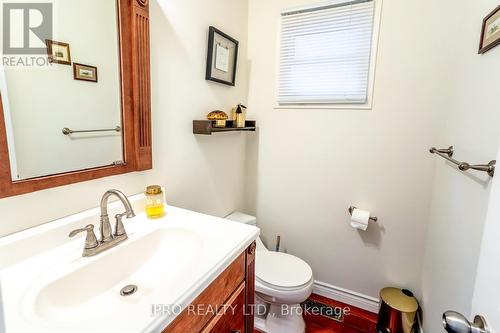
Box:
225 212 313 333
256 251 313 290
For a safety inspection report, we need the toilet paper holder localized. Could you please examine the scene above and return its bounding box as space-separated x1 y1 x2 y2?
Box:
348 206 378 223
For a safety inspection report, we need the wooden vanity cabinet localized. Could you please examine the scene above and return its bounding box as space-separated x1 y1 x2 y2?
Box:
163 242 256 333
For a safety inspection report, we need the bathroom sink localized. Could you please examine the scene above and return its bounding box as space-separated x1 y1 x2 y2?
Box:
0 194 259 333
32 228 203 321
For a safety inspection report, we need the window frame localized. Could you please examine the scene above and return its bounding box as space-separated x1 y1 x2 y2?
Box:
274 0 383 110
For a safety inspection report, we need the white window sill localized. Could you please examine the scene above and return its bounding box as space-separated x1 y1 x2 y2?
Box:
274 103 373 110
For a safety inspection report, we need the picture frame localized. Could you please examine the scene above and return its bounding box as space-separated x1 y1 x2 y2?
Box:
73 63 98 83
46 40 72 65
206 26 239 86
479 5 500 54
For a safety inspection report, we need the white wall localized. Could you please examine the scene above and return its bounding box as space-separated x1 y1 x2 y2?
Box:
247 1 500 329
245 0 448 300
0 0 249 236
3 0 122 179
420 0 500 331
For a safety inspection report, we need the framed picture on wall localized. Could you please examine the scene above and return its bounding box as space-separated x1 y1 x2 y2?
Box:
46 40 72 65
73 63 98 82
205 26 239 86
479 5 500 54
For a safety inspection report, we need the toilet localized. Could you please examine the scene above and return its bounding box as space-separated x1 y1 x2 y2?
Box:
226 212 314 333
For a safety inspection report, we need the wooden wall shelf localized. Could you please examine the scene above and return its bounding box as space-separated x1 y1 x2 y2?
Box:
193 120 256 135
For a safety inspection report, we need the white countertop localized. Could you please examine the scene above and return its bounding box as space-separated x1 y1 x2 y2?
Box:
0 194 259 333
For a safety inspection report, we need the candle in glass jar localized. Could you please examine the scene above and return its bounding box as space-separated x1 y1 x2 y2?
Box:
145 185 165 218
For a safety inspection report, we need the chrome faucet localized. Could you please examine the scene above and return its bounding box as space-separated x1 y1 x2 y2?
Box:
69 189 136 257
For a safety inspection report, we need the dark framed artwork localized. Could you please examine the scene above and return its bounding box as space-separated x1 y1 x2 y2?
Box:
46 40 72 65
206 26 239 86
73 63 98 82
479 5 500 54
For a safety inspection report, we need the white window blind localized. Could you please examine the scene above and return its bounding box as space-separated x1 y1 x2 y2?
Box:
279 0 376 105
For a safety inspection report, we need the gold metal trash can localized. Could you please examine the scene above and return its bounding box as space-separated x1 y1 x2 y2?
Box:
377 288 419 333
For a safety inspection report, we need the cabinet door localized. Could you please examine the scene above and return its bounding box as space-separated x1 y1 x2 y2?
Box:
164 254 245 333
202 283 245 333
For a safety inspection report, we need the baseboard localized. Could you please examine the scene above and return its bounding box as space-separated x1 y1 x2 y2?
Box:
313 280 380 313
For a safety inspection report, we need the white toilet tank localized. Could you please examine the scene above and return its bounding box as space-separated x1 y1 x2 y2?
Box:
226 212 267 251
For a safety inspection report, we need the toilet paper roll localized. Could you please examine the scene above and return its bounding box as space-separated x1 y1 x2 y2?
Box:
350 208 370 231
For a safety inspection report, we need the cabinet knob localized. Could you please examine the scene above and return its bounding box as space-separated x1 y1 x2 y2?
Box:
231 331 241 333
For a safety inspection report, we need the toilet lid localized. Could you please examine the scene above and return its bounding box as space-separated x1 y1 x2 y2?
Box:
256 252 313 289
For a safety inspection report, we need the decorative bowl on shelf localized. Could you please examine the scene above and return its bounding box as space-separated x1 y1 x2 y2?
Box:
207 110 229 128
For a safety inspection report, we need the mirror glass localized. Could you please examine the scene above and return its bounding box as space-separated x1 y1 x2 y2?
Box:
0 0 123 181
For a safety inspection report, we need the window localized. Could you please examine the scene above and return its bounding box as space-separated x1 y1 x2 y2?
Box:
278 0 377 106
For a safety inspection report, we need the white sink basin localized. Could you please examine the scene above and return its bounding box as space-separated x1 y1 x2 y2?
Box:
33 228 202 321
0 194 259 333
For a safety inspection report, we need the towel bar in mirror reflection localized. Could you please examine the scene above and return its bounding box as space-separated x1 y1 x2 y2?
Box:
62 126 122 136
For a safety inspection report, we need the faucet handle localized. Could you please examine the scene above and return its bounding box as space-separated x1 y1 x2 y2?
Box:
114 213 127 237
69 224 99 250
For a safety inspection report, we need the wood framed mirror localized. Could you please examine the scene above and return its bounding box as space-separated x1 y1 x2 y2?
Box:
0 0 152 198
